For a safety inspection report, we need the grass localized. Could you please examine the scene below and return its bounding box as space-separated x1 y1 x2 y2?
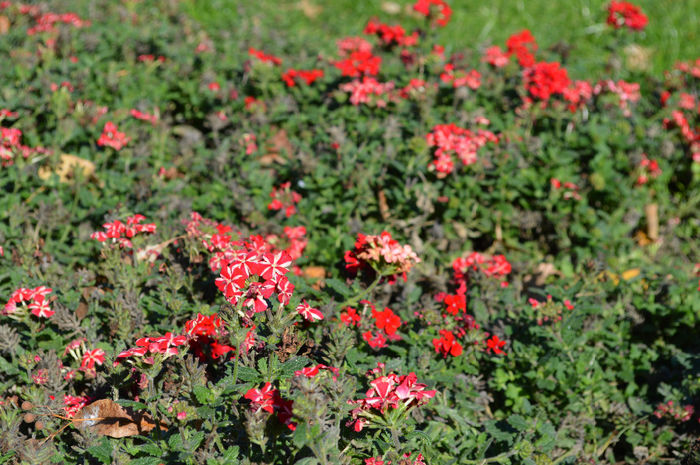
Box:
183 0 699 76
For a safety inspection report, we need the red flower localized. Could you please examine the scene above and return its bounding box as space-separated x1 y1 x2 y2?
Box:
607 1 648 31
281 68 324 87
483 45 509 68
506 29 538 67
80 348 105 372
340 307 362 326
444 294 466 315
524 62 570 100
486 335 507 355
372 307 401 335
296 300 324 322
433 330 463 357
413 0 452 27
97 122 130 151
248 47 282 66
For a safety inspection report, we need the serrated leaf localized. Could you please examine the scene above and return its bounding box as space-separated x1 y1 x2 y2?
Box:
130 457 164 465
87 437 112 464
193 384 214 404
507 414 529 431
115 399 148 410
324 278 352 298
278 356 311 378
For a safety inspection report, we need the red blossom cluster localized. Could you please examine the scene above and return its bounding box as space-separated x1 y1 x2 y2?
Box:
3 286 53 318
653 400 694 422
425 123 499 175
0 126 49 167
413 0 452 27
550 178 582 200
364 19 418 48
244 382 296 430
483 45 509 68
399 78 436 99
636 154 662 185
240 132 258 154
334 39 382 77
506 29 538 67
248 47 282 66
183 313 236 360
137 54 165 63
366 453 425 465
661 67 700 162
130 109 158 125
344 231 420 283
90 214 156 248
294 363 339 379
340 77 395 107
25 11 90 36
440 64 481 89
452 252 512 294
433 329 462 357
97 121 130 150
606 1 648 31
268 182 302 217
281 68 324 87
528 294 575 325
62 395 91 418
116 332 188 364
184 212 308 273
561 80 594 112
595 79 641 116
347 370 436 432
524 61 571 100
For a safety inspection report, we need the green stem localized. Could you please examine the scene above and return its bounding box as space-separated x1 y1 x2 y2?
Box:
462 450 518 465
337 275 383 310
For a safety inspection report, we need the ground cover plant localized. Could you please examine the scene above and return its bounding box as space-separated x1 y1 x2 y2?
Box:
0 0 698 464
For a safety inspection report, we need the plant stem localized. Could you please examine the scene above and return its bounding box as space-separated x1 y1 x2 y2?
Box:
337 275 382 310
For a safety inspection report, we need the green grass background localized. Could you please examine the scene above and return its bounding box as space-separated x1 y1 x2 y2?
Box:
182 0 699 77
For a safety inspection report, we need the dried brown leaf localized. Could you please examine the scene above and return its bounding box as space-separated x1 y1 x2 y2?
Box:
73 399 165 438
0 15 10 35
38 154 96 184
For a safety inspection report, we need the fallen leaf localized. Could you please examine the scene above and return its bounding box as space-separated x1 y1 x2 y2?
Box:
0 15 10 35
645 203 658 240
378 189 390 220
73 399 165 438
38 154 96 184
296 0 322 18
534 263 559 286
621 268 640 281
303 266 326 290
381 2 401 14
260 128 293 166
135 238 177 263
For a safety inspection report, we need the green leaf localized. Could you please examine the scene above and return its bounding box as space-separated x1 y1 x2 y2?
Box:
193 384 214 404
115 399 148 410
87 437 112 464
324 278 352 298
507 414 529 431
278 356 311 378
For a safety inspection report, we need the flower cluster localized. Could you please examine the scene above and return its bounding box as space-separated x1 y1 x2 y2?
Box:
433 329 462 357
97 122 130 150
364 19 418 48
184 313 235 360
130 109 158 125
90 214 156 248
550 178 582 200
26 11 90 36
524 61 570 100
248 47 282 66
334 40 382 77
3 286 53 318
347 370 436 432
412 0 452 27
606 1 648 31
340 77 395 107
0 126 48 167
425 123 498 175
344 231 420 283
268 182 302 217
244 382 296 430
63 395 91 418
653 400 694 422
528 294 575 325
440 64 481 90
506 29 538 67
281 68 324 87
595 79 641 116
452 252 512 294
635 154 662 185
116 332 188 364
